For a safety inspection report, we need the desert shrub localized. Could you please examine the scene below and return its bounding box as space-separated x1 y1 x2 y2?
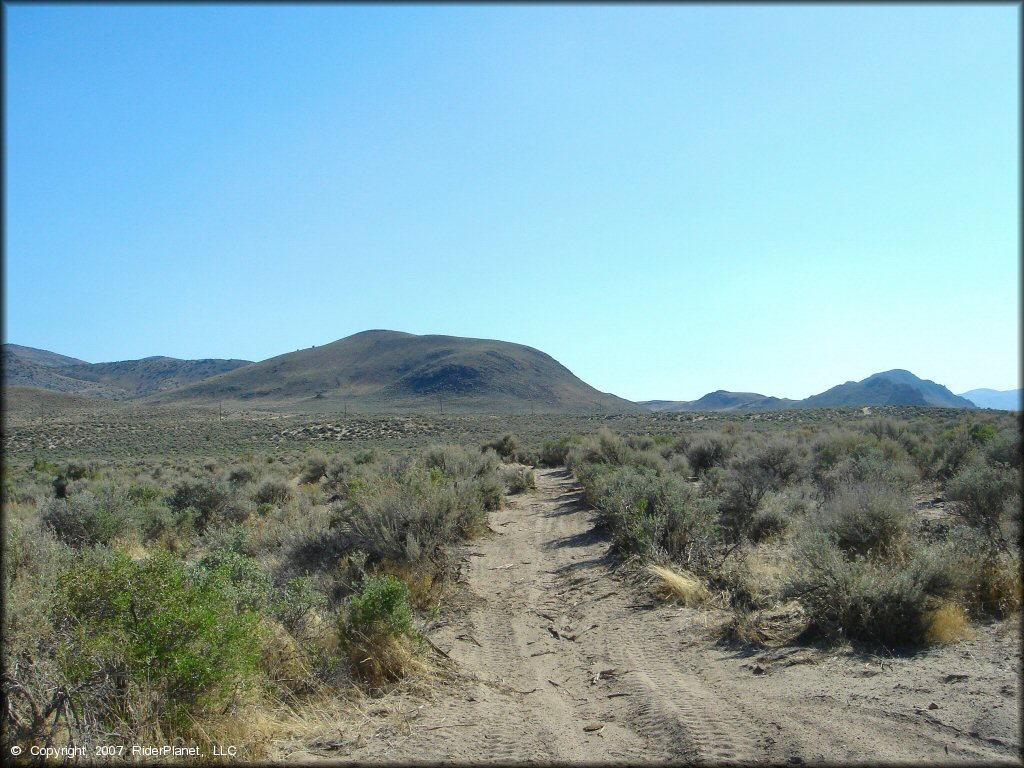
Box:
336 456 490 571
945 459 1020 546
898 430 942 479
483 433 519 461
539 438 572 467
667 453 692 478
748 505 790 544
627 434 655 452
588 465 719 567
58 548 261 730
945 527 1022 618
784 535 961 646
719 456 773 540
423 443 498 480
227 464 260 487
815 452 918 501
985 427 1023 469
697 465 728 497
811 430 871 475
686 434 731 474
566 428 630 470
632 448 668 473
324 455 355 496
502 465 536 494
31 457 60 475
126 483 162 506
962 555 1021 618
166 479 242 532
338 574 418 685
52 461 96 498
936 427 975 480
863 417 906 441
3 522 66 660
474 473 505 512
138 504 192 545
817 480 912 558
253 478 291 506
753 438 804 489
299 451 329 484
590 466 664 558
661 493 720 570
354 449 378 465
41 489 132 548
275 574 329 633
198 549 275 611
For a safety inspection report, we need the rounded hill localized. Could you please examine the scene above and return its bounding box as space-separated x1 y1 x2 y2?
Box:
146 330 639 413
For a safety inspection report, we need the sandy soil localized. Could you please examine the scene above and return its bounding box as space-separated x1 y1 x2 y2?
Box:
282 469 1021 765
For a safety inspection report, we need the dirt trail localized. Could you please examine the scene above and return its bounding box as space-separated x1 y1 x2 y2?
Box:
296 469 1021 765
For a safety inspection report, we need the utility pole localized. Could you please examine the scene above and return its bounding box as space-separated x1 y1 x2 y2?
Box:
438 394 443 415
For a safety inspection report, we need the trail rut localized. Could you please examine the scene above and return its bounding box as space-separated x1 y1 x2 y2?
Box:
294 468 1021 765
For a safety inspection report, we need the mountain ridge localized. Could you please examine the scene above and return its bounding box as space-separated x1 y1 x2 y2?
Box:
644 369 975 411
958 388 1022 411
3 345 252 399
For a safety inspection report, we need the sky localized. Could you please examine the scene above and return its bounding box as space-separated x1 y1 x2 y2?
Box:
4 4 1019 401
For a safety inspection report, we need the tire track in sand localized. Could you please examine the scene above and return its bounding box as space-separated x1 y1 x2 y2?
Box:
326 468 773 764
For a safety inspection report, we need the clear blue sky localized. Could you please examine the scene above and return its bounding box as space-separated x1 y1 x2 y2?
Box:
4 4 1019 400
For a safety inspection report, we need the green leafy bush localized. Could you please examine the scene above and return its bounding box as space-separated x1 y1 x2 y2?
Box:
338 574 418 684
58 548 261 728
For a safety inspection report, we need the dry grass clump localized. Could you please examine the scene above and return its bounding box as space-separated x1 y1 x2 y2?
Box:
259 618 313 688
922 601 971 645
647 564 709 606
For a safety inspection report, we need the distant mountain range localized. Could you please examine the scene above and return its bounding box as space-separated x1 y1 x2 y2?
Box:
958 388 1022 411
641 370 978 412
4 337 1006 413
3 345 252 399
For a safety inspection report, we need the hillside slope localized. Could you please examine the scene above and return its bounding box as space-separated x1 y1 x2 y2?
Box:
2 343 88 368
2 348 252 399
59 357 252 398
3 351 120 397
147 330 639 413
